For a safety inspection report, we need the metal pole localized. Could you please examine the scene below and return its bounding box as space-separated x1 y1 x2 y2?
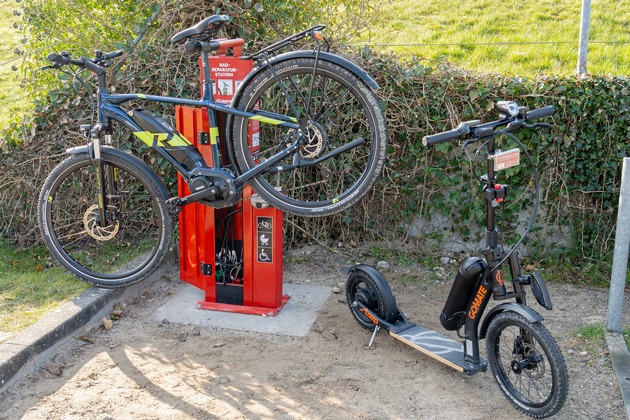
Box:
607 158 630 333
577 0 592 75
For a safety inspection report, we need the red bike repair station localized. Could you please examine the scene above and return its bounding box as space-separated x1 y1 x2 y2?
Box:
176 40 287 316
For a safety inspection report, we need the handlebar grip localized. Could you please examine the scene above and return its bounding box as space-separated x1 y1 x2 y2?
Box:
104 50 124 60
526 106 556 121
422 129 461 146
47 53 70 65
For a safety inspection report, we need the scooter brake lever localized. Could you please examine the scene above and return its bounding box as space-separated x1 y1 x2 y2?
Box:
461 138 477 150
524 122 553 129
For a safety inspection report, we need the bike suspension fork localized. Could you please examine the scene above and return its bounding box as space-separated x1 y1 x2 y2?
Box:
89 124 113 227
91 136 107 227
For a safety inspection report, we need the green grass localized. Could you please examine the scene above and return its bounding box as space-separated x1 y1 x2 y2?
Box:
0 241 89 343
0 0 30 130
577 323 630 352
358 0 630 76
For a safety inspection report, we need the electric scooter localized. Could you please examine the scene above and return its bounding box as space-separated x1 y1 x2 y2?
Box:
346 101 569 418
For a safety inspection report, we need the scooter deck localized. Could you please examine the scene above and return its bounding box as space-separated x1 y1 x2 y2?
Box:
390 325 485 375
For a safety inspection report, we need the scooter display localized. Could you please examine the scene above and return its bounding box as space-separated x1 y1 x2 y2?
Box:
346 101 569 418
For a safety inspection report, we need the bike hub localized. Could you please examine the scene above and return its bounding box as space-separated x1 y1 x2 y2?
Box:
355 288 376 309
286 121 329 160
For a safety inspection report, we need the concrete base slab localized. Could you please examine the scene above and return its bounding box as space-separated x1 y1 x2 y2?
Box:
606 332 630 419
151 283 332 337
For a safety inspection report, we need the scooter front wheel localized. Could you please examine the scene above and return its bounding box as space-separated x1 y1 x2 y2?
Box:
346 265 398 330
486 311 568 418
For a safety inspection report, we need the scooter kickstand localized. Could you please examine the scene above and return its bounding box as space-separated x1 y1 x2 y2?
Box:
368 325 381 349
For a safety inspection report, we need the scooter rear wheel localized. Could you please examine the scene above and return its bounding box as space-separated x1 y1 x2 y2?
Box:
346 265 398 330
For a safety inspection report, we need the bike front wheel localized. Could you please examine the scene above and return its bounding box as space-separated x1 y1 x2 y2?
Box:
38 150 172 288
230 57 387 216
485 311 568 418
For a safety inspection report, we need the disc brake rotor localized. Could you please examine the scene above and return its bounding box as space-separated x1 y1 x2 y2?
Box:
295 121 329 159
83 204 119 241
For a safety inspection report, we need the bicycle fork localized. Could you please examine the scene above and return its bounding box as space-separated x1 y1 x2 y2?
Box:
85 123 116 228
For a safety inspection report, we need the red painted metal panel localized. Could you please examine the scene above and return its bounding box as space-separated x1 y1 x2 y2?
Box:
176 49 286 314
176 106 216 296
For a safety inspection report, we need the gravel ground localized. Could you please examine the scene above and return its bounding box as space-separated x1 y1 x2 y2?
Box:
0 245 627 419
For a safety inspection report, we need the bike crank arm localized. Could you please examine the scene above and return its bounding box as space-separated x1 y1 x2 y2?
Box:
167 185 218 209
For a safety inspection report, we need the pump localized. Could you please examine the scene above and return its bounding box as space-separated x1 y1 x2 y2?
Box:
176 42 288 315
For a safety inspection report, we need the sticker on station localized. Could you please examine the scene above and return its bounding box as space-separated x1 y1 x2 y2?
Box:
257 216 273 263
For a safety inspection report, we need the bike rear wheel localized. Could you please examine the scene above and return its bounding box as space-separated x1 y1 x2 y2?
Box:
230 57 387 216
38 150 172 288
486 311 568 418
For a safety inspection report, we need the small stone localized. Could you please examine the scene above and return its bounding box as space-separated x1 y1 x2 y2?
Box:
332 286 341 294
322 331 337 340
76 335 95 344
579 351 588 356
376 261 390 270
567 349 575 354
214 342 226 348
46 363 63 376
102 318 113 330
440 257 451 265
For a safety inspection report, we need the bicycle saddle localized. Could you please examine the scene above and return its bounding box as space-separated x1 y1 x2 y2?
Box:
171 15 229 44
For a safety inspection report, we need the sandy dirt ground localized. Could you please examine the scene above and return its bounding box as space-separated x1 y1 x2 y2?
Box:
0 246 627 419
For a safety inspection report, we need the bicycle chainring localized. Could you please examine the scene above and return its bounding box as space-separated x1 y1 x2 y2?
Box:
83 204 120 241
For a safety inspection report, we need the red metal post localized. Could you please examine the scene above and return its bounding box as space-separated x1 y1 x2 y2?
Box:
176 46 288 315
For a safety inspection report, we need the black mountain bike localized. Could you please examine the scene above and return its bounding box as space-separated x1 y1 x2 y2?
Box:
346 102 568 418
37 15 387 288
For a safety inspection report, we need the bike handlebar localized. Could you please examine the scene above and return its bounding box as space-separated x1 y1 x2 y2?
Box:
46 49 125 73
422 120 480 146
422 104 555 147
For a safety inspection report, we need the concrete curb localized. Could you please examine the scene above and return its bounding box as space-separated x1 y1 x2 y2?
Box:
606 332 630 419
0 253 175 394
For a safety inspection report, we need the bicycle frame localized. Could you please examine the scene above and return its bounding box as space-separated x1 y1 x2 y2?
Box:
94 51 299 186
63 23 377 225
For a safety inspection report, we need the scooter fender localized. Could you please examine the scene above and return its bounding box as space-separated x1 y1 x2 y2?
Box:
479 302 544 340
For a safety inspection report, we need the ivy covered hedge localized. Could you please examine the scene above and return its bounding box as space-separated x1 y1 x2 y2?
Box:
1 0 628 284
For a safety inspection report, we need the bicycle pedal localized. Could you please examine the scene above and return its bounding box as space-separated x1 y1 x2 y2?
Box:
530 272 553 310
166 197 183 214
